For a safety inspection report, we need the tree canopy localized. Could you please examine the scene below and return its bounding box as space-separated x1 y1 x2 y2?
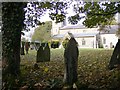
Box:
25 1 120 30
31 21 52 42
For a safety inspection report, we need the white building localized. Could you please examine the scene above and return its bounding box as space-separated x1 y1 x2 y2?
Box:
100 25 119 48
51 21 119 49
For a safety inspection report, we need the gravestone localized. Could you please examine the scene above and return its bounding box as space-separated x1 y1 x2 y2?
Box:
36 43 51 63
36 46 44 62
63 37 79 87
44 43 50 62
108 39 120 70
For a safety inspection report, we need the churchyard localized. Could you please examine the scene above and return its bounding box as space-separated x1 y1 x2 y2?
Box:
19 48 120 90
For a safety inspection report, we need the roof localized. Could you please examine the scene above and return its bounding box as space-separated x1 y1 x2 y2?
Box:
60 24 98 30
100 25 119 34
52 32 98 39
52 34 65 39
60 24 88 30
52 25 119 39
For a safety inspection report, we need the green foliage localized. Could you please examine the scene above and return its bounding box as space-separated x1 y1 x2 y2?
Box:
25 2 68 29
71 2 120 28
62 38 69 48
26 1 119 29
51 40 60 48
32 21 52 42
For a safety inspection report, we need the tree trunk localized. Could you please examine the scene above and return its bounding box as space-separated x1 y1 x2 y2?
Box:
2 2 26 88
108 39 120 70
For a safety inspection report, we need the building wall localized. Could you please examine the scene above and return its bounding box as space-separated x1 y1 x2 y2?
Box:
51 21 119 49
75 36 96 48
59 28 98 35
100 34 118 48
51 21 63 36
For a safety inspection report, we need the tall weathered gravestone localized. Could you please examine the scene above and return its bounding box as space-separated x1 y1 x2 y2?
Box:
44 43 50 62
63 37 79 87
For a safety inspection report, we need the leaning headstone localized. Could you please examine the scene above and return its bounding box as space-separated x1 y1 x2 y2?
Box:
44 43 50 62
108 39 120 70
36 46 44 62
63 37 79 88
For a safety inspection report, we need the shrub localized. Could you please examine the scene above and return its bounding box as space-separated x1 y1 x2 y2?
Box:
51 41 60 48
62 38 69 48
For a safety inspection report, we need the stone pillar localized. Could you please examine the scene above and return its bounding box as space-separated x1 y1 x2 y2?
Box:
63 37 79 87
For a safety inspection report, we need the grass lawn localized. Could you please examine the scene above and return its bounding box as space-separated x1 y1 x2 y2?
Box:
19 48 120 89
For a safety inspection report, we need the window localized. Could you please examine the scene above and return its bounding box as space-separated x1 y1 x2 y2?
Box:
82 38 86 45
103 37 106 44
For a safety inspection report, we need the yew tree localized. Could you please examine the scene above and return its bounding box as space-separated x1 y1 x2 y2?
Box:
2 2 26 88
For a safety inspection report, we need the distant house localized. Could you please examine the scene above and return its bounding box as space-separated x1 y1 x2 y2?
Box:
51 21 119 49
100 25 119 48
